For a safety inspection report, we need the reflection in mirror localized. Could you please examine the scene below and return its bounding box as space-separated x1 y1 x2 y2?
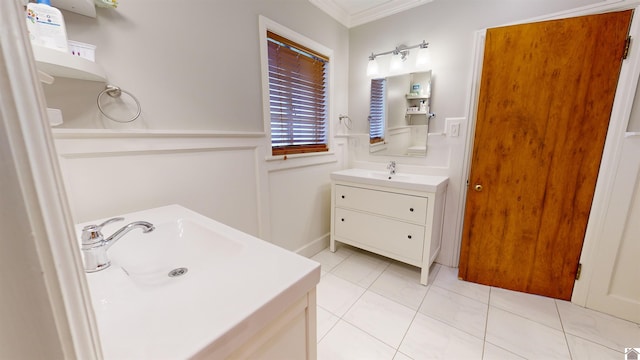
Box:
369 71 432 156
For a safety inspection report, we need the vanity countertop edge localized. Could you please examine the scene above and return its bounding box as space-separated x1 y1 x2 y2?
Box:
330 168 449 193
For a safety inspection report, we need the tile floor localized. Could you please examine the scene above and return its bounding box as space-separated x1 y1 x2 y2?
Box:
312 245 640 359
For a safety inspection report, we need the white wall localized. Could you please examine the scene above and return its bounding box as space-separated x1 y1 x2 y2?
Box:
47 0 349 132
347 0 603 266
47 0 349 254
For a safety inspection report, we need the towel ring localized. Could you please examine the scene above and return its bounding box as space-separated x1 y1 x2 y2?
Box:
97 85 142 123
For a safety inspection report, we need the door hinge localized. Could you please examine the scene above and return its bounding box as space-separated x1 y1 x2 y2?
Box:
623 36 631 60
575 263 582 280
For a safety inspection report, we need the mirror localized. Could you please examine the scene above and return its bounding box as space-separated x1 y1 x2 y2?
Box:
369 71 432 156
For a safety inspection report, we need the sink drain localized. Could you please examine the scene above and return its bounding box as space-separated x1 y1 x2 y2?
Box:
168 267 188 277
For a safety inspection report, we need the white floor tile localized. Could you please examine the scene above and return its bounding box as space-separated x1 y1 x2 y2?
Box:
565 334 623 360
314 249 638 359
369 262 430 311
482 342 526 359
318 320 396 360
399 312 484 360
392 351 413 360
433 266 491 304
343 290 416 348
489 286 562 330
316 273 366 317
312 248 350 273
419 285 488 339
556 299 640 350
485 306 571 359
331 250 389 288
317 306 339 342
332 243 358 257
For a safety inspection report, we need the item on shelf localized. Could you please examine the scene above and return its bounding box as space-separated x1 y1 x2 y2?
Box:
26 0 69 53
68 40 96 62
94 0 117 8
419 100 427 112
410 82 422 96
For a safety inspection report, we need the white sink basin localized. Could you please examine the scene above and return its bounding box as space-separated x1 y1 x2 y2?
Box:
331 168 448 193
108 218 244 288
79 205 320 359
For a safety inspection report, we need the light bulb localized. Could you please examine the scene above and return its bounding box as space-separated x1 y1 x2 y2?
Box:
390 52 403 71
416 46 431 68
366 57 379 76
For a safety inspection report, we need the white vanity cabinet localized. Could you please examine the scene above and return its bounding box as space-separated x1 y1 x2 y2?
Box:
330 170 448 285
81 205 320 360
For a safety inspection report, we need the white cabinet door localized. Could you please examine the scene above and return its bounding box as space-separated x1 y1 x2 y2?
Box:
335 185 428 224
335 208 425 263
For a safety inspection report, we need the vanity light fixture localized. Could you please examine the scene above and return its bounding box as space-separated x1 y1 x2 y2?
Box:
415 40 431 68
366 53 379 76
389 48 407 71
366 40 430 76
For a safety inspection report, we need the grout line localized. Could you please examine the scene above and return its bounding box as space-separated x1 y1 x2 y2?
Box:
316 304 340 344
483 341 528 360
329 259 394 347
430 281 490 305
328 254 436 354
555 300 627 355
392 264 439 355
555 299 575 360
481 287 492 359
488 303 566 334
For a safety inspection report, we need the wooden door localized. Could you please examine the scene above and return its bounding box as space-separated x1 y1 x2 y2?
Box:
459 11 633 300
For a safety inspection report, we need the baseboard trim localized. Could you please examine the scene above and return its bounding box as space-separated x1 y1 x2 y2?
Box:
295 234 330 258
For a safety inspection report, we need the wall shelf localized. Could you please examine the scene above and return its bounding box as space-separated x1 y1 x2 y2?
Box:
406 94 430 100
33 45 106 82
51 0 96 18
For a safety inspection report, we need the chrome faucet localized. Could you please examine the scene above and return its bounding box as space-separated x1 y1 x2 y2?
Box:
387 161 397 175
81 217 155 272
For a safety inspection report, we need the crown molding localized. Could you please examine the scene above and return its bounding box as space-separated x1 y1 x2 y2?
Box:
310 0 434 28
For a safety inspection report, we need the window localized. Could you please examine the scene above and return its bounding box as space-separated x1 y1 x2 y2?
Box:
369 78 386 144
267 31 329 156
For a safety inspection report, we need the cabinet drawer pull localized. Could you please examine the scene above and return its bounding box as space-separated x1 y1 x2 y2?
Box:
341 195 345 199
409 208 414 212
408 235 412 239
341 218 345 222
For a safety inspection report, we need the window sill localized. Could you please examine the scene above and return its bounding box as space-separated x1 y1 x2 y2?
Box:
265 150 337 171
266 150 336 162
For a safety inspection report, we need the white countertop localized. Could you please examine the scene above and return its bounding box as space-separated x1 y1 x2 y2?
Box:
331 168 449 193
80 205 320 359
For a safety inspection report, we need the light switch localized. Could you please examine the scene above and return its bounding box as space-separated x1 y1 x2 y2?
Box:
447 120 461 137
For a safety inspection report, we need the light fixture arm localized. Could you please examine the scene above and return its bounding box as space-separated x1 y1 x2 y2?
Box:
368 41 429 60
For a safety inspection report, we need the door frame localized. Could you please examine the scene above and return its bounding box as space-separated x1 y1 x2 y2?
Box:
458 0 640 306
0 0 101 357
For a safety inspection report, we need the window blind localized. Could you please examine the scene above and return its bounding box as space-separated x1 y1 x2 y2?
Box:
267 31 329 156
369 78 386 144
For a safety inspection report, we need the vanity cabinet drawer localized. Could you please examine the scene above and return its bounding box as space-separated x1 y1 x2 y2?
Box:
334 208 424 262
335 184 427 224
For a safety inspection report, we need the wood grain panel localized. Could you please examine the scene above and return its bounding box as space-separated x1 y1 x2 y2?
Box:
459 11 633 300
